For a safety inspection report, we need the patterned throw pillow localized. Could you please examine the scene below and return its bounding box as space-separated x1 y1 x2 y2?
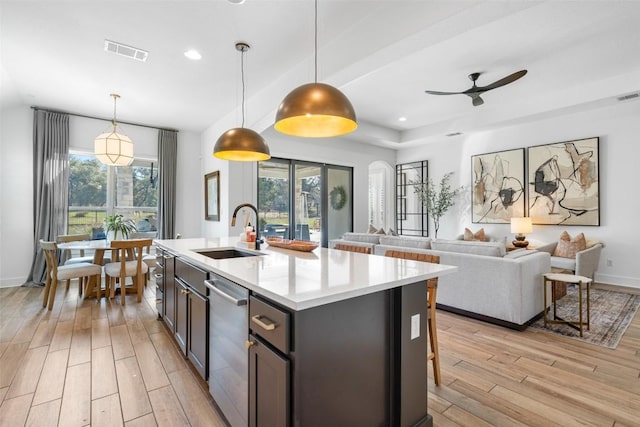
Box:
464 227 486 241
553 231 587 258
368 224 378 234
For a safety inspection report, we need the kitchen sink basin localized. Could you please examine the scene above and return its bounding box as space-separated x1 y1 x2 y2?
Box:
195 248 262 260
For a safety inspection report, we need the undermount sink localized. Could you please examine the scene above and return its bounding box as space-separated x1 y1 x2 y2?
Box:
195 248 262 260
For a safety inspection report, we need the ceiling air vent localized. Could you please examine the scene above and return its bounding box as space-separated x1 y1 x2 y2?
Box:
446 132 463 137
617 92 640 102
104 39 149 62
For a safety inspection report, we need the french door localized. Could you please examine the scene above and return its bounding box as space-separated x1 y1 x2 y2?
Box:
258 158 352 248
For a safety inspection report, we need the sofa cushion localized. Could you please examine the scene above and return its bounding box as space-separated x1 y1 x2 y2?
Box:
379 235 431 249
503 249 538 259
464 227 486 241
553 231 586 258
431 239 506 257
342 232 381 245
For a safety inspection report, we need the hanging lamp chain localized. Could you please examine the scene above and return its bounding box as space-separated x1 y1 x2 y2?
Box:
314 0 318 83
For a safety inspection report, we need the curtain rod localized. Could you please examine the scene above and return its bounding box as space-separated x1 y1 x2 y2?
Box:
30 106 179 133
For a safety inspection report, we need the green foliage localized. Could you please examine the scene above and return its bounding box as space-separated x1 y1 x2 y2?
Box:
68 157 107 207
412 171 463 238
104 214 137 240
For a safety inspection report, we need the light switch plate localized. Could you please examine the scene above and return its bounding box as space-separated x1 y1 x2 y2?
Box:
411 314 420 340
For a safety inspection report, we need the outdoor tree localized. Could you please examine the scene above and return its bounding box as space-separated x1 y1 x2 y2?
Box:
412 171 463 238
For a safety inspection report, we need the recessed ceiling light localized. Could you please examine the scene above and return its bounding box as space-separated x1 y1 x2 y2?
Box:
184 50 202 60
227 0 246 4
398 117 407 122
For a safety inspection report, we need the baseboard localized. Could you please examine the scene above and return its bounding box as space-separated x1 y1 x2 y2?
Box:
436 304 542 331
0 276 27 288
595 273 640 289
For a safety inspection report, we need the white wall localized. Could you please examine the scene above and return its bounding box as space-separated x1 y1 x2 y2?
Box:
0 105 33 287
397 100 640 288
0 105 202 287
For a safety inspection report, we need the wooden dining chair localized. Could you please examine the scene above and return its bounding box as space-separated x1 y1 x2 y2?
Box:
384 249 442 385
334 243 372 254
40 240 102 310
104 239 153 304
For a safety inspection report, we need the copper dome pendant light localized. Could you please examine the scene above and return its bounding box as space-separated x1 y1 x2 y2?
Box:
214 42 270 161
274 0 357 138
94 93 134 166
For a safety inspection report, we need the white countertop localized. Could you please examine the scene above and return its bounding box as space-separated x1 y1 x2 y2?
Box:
155 237 458 311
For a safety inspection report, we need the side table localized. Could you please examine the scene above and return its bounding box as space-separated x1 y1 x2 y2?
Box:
543 273 592 337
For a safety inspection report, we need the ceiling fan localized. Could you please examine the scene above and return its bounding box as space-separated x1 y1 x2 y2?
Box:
425 69 527 106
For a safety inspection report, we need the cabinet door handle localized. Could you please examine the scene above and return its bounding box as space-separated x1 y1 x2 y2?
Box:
251 315 276 331
180 289 190 295
154 273 163 279
245 339 256 349
163 255 172 259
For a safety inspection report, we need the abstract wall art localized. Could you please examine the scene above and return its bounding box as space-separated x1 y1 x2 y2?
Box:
472 148 525 223
527 137 599 225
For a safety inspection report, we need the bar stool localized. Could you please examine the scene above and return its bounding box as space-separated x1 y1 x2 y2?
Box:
334 243 371 254
384 250 441 385
543 273 592 337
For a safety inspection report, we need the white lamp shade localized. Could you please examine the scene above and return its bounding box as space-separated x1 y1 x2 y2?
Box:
94 129 134 166
510 217 533 234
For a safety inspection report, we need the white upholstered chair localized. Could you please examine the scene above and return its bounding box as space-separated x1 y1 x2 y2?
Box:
537 240 604 280
40 240 102 310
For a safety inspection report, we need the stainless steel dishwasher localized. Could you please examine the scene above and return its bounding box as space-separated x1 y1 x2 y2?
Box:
205 275 249 427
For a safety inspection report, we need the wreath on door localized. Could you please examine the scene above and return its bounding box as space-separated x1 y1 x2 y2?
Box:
330 185 347 210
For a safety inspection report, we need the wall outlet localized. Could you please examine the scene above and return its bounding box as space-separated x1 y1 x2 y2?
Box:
410 314 420 340
607 259 613 267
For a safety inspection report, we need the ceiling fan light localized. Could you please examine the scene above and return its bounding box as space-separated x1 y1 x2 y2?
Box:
274 83 357 138
213 127 270 162
94 128 134 166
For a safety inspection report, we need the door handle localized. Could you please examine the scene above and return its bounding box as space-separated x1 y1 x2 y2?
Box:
251 315 276 331
180 289 190 295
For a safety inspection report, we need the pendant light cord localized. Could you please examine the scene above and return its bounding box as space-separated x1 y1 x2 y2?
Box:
112 94 117 128
241 47 246 128
314 0 318 83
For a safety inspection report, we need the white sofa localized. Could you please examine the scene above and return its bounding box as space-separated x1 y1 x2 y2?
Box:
331 233 551 329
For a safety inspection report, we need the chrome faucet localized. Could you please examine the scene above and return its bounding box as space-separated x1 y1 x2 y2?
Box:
231 203 261 250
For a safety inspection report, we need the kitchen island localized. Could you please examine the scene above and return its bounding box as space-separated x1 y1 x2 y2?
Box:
155 237 457 427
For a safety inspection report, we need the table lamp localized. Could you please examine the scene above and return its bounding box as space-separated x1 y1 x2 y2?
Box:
511 217 532 248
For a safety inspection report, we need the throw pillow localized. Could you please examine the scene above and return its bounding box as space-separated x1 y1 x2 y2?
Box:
375 227 386 235
368 224 378 234
553 231 587 258
464 227 486 242
387 228 398 236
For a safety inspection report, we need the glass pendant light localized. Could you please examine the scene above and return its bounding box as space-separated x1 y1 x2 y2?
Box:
214 42 270 162
274 0 357 138
94 94 134 166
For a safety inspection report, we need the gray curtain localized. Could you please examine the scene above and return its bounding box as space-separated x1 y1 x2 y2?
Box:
26 110 70 285
157 129 177 239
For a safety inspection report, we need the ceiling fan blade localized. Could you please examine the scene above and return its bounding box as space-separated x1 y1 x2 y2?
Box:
425 90 464 96
476 69 527 92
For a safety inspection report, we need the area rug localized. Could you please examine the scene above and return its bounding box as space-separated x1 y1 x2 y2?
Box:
530 286 640 349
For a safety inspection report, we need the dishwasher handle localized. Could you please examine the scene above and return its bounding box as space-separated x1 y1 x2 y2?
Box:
204 279 248 306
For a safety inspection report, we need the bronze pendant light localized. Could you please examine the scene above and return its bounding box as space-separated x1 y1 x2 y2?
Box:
214 42 270 161
274 0 357 138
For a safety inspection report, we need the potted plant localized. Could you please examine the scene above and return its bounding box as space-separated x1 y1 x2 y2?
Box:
103 214 137 240
412 171 463 238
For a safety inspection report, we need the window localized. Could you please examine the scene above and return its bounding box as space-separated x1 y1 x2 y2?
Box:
68 153 158 235
258 158 352 247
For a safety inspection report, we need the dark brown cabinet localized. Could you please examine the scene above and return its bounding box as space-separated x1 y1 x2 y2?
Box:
187 288 208 378
163 251 176 331
174 258 209 380
248 334 289 427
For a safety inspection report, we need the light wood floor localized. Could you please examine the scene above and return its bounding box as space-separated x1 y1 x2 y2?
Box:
1 282 639 426
0 281 225 427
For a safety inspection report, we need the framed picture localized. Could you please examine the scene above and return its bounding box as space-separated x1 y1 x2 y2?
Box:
471 148 525 223
205 171 220 221
527 137 599 225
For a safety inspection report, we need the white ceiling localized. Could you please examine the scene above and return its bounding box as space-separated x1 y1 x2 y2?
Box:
2 1 640 149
